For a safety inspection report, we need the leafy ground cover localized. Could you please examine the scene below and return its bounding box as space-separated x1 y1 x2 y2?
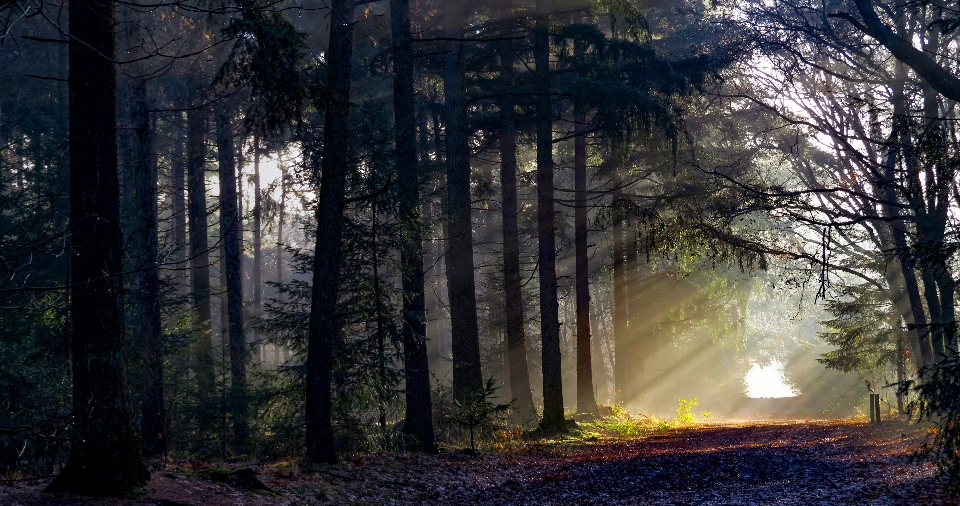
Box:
1 419 948 505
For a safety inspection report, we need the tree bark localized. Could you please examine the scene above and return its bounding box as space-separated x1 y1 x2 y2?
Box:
392 0 436 450
127 78 166 457
417 98 444 374
498 10 536 422
306 0 354 464
187 106 216 407
535 0 566 432
917 86 955 357
442 0 483 403
216 103 249 452
253 135 263 360
590 286 609 404
878 73 934 368
171 115 188 292
623 220 642 406
430 105 453 379
611 187 628 403
574 90 597 416
274 166 286 368
45 0 147 493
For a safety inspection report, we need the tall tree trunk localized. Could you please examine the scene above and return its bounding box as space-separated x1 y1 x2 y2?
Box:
127 78 165 457
216 103 249 452
881 251 925 370
611 188 628 403
535 0 565 432
187 106 216 409
171 114 188 292
920 84 956 356
424 198 443 374
274 163 287 368
623 220 641 406
442 0 483 403
498 2 535 422
45 0 146 493
253 135 263 360
392 0 436 450
430 104 453 377
889 222 934 367
306 0 354 464
882 70 935 367
417 98 443 374
589 286 609 404
371 194 388 440
574 91 597 416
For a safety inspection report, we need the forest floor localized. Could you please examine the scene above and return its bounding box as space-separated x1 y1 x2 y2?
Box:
1 418 949 505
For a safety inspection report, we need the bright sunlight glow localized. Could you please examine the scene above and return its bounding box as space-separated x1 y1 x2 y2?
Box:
744 360 799 398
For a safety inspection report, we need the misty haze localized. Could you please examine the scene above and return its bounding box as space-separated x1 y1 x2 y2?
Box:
0 0 956 504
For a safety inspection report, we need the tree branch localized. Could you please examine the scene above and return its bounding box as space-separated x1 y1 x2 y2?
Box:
340 174 393 208
838 0 960 102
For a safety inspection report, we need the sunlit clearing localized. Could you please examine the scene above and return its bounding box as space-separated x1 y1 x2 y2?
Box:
744 360 798 398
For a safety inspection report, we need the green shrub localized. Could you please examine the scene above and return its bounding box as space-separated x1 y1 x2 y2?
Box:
675 398 700 425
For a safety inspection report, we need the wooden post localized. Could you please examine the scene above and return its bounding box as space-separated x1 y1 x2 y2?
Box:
869 393 881 424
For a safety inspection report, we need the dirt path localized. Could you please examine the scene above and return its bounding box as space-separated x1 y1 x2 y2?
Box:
1 419 949 505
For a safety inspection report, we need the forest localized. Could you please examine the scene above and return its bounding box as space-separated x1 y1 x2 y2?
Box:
2 0 960 503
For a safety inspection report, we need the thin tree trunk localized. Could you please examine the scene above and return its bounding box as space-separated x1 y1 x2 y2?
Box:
253 135 263 360
171 115 188 291
498 3 536 422
623 220 641 406
45 0 146 493
216 103 249 452
611 188 627 403
392 0 436 450
589 286 608 404
535 0 565 432
430 104 453 376
372 196 388 440
187 104 216 416
306 0 354 464
921 271 945 357
894 315 906 413
417 97 443 374
442 0 483 403
936 271 956 352
275 164 286 368
574 89 597 416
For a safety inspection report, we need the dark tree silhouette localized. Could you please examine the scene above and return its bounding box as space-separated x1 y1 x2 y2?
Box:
306 0 355 464
392 0 436 450
44 0 147 494
442 0 484 404
535 0 566 433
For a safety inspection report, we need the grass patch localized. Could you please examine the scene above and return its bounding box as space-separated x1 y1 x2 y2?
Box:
194 468 232 482
571 405 664 440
